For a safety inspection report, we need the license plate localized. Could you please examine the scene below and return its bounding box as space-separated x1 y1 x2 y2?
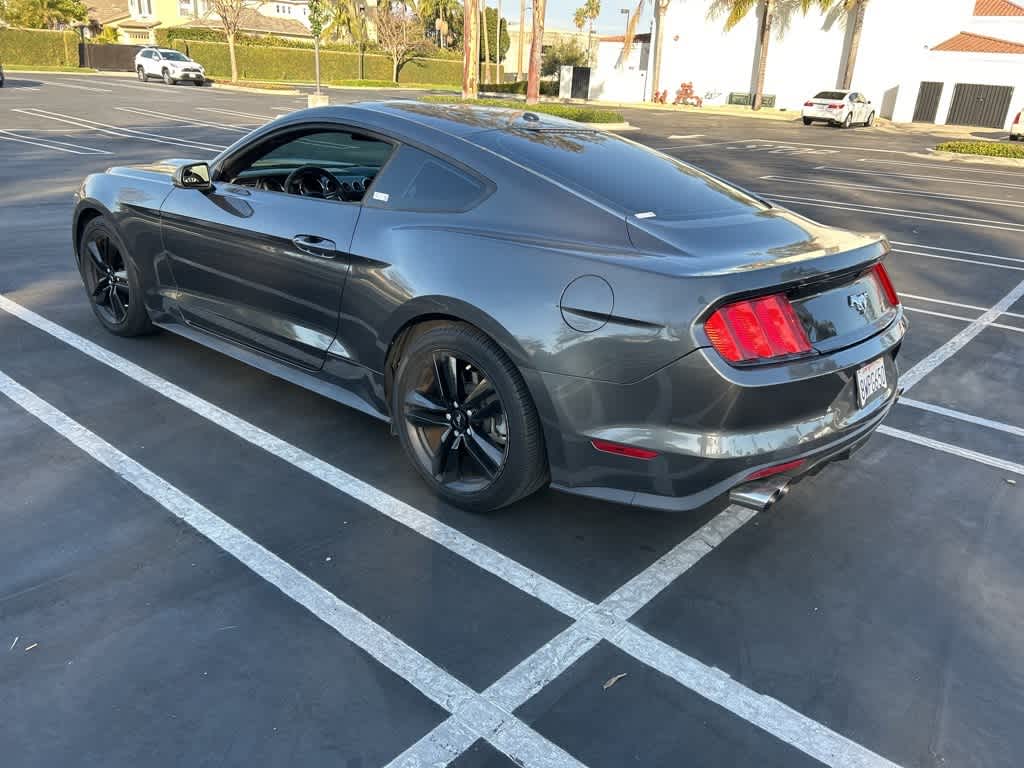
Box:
856 358 887 407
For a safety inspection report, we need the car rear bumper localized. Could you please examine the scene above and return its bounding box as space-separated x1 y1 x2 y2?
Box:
526 310 908 512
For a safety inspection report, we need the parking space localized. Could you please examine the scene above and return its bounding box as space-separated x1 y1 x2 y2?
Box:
2 76 1022 767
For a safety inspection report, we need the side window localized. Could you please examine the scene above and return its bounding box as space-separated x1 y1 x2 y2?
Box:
367 144 491 213
222 128 395 203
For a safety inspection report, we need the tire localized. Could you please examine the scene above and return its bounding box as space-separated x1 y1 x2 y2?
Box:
393 323 548 512
1011 134 1020 141
162 69 175 85
194 78 204 86
842 112 852 129
802 117 812 126
137 66 146 81
865 111 875 127
77 217 155 338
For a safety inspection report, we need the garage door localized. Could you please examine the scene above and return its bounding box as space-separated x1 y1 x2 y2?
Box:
912 82 943 123
945 83 1014 128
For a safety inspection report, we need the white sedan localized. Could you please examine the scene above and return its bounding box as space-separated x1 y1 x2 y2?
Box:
802 90 875 128
134 47 206 86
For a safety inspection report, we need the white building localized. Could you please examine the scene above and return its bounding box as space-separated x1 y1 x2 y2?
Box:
590 0 1024 130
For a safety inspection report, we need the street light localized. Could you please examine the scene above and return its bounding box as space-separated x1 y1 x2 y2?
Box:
357 1 367 81
620 7 630 38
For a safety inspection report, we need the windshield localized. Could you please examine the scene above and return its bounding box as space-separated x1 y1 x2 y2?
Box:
472 129 765 221
813 91 847 100
159 51 190 62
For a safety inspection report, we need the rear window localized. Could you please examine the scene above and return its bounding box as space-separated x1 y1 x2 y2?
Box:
814 91 848 100
472 129 764 221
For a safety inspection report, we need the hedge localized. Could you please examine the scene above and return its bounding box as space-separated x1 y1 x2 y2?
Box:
480 80 559 97
936 140 1024 159
0 28 80 67
422 96 624 123
171 40 463 85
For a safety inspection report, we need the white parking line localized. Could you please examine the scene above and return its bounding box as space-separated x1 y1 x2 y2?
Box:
892 248 1024 272
898 292 1024 318
748 137 911 154
12 108 227 152
115 106 250 132
813 165 1024 190
900 277 1024 391
898 397 1024 440
667 133 704 139
197 106 277 122
878 426 1024 477
766 194 1024 234
0 368 588 768
891 241 1024 265
35 79 112 93
761 176 1024 210
858 158 1023 178
902 306 977 323
0 293 906 768
0 129 112 156
654 139 736 151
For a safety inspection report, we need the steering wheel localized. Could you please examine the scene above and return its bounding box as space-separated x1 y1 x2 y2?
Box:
283 165 342 200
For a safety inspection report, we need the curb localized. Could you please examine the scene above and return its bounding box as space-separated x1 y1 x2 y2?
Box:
211 82 301 95
920 149 1024 168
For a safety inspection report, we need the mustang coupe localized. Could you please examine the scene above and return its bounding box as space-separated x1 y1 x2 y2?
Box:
72 102 906 513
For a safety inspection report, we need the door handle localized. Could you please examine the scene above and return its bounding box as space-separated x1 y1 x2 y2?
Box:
292 234 336 259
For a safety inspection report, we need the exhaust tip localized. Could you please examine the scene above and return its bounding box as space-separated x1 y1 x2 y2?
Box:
730 477 792 512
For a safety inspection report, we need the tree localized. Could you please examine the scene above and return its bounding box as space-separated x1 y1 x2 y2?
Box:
375 0 433 83
707 0 816 110
649 0 669 96
525 0 545 103
308 0 327 94
572 0 599 62
3 0 87 29
615 0 643 68
419 0 462 48
481 5 509 81
481 0 490 82
203 0 265 83
814 0 868 89
541 37 586 76
463 0 480 97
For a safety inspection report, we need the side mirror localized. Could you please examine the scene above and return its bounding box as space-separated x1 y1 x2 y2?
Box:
174 162 213 192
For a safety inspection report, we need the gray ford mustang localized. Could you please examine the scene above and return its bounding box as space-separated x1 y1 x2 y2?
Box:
72 101 906 513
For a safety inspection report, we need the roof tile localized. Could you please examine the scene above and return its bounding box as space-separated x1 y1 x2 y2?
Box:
973 0 1024 16
932 31 1024 53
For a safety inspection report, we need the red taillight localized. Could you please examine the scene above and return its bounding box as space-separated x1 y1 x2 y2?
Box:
592 439 659 460
828 102 844 109
1014 111 1021 125
705 294 812 364
872 263 900 307
744 458 806 481
803 101 814 107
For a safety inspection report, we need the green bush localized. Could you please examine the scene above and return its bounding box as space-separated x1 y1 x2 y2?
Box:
421 96 624 123
0 27 80 67
936 140 1024 159
479 80 559 97
170 39 462 85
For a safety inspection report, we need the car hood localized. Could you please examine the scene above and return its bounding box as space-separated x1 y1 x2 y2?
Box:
625 205 887 278
104 159 198 184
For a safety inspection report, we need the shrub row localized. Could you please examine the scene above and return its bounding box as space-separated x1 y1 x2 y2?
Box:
479 80 559 97
936 140 1024 159
422 96 624 123
0 27 80 67
171 40 463 85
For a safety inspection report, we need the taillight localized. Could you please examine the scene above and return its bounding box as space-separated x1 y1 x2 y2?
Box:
1014 111 1021 125
872 263 900 307
745 458 806 481
803 101 814 107
705 294 812 364
828 102 844 109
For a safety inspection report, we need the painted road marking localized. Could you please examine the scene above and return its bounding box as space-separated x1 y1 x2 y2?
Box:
898 292 1022 318
0 129 112 156
0 368 588 768
12 108 226 152
858 157 1023 178
878 426 1024 477
900 277 1024 391
748 137 915 154
35 79 112 93
891 241 1024 266
115 106 251 132
813 165 1024 190
899 397 1024 440
761 175 1024 210
766 194 1024 235
0 294 907 768
667 133 705 139
893 248 1024 272
197 106 278 122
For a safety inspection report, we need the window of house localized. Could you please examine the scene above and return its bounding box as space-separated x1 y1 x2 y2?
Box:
179 0 194 16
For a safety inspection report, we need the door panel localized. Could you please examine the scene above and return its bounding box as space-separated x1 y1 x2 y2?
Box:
160 186 358 370
912 82 943 123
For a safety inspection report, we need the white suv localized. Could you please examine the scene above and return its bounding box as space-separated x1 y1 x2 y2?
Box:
135 48 205 86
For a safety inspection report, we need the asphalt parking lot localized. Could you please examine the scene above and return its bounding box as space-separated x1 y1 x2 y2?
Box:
1 73 1022 768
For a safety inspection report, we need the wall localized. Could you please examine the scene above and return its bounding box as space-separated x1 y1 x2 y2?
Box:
588 38 650 102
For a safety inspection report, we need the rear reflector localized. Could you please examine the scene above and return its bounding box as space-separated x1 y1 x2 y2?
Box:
745 458 806 481
591 439 659 460
705 293 812 363
872 262 900 307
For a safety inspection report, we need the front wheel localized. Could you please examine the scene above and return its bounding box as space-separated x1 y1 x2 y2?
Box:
78 217 155 337
162 69 175 85
802 117 812 126
137 66 146 81
393 323 548 512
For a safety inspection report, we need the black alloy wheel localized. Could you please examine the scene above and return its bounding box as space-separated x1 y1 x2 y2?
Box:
394 324 548 511
78 217 154 337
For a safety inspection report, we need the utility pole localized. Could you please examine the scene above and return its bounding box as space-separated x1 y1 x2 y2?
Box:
526 0 545 103
463 0 480 98
517 0 528 81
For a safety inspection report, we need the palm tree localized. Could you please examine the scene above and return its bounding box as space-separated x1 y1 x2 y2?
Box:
649 0 669 97
615 0 644 68
572 0 600 62
482 0 490 83
708 0 816 110
814 0 868 89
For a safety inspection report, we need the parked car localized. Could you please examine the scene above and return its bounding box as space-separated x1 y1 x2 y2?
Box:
1010 109 1022 140
71 102 905 513
802 89 875 128
134 47 205 86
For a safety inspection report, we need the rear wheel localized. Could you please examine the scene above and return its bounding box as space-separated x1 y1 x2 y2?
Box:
194 78 204 86
78 217 154 337
393 323 548 512
137 66 146 81
842 112 852 129
162 69 175 85
865 111 875 127
1011 134 1020 141
802 117 812 126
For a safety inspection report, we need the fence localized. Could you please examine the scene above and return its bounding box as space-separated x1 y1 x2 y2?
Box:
80 43 145 71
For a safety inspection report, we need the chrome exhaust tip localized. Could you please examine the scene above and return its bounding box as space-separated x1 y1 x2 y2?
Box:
729 477 792 512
